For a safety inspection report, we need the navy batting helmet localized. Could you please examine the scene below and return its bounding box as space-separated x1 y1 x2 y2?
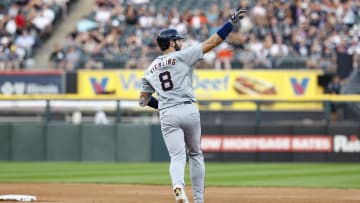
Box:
157 29 185 51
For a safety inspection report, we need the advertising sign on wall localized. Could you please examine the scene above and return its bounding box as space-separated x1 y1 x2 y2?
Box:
77 70 139 97
202 135 360 153
78 70 323 110
333 135 360 152
193 70 321 99
0 71 63 95
201 135 332 152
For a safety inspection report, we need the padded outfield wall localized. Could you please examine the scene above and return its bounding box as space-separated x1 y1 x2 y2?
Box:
0 122 359 162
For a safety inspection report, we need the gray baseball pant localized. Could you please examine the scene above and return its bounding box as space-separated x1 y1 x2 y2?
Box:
159 102 205 202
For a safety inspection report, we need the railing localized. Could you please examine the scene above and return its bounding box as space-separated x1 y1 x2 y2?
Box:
0 94 359 126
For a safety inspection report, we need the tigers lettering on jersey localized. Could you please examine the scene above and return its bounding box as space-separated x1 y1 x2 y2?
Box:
150 58 177 73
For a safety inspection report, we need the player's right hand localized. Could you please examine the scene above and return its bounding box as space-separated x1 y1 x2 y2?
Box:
229 8 247 25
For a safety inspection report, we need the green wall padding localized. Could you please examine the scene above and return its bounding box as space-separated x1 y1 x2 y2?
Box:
117 124 151 162
46 123 81 161
0 123 11 160
151 124 169 161
11 123 45 161
81 124 116 161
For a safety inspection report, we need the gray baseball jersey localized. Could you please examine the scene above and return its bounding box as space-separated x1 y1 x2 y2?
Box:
141 43 205 203
141 43 203 109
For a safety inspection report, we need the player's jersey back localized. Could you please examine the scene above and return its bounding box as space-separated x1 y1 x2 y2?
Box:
141 44 203 110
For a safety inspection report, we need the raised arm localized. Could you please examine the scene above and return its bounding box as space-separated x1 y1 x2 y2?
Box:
202 9 246 54
202 34 224 54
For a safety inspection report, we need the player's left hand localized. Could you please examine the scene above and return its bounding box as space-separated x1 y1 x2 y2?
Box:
229 8 247 25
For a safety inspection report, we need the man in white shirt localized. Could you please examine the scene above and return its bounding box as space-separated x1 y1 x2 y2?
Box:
15 30 35 56
32 12 51 31
270 35 289 57
43 4 55 23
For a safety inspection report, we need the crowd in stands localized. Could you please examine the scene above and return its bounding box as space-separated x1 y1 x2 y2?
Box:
0 0 73 70
49 0 359 76
0 0 357 74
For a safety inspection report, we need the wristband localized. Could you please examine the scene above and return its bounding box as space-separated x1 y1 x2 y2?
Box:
216 22 233 40
147 96 158 109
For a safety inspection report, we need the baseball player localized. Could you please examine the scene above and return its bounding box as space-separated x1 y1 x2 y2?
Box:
139 8 246 203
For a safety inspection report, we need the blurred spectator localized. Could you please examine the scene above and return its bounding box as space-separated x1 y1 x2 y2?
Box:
94 107 109 125
252 1 266 23
77 17 98 32
15 30 35 57
72 109 82 125
270 34 289 57
327 75 342 94
326 75 342 122
85 46 105 69
309 40 325 69
95 3 112 25
348 37 360 70
31 8 53 36
257 34 273 68
52 0 70 20
8 4 19 18
336 38 354 80
320 45 336 72
189 9 208 34
248 33 262 55
206 3 219 25
214 42 233 70
138 5 155 28
65 46 80 71
125 4 138 25
49 43 66 70
5 16 17 35
236 43 256 69
42 4 55 23
15 9 26 31
6 45 21 70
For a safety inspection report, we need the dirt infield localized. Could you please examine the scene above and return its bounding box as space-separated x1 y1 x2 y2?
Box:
0 183 359 203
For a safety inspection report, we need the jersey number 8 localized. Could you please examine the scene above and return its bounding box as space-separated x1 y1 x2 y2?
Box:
159 71 174 91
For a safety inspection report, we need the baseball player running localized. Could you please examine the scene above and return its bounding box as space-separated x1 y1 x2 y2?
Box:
139 8 246 203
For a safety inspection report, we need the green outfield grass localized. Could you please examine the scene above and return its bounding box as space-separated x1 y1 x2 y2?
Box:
0 162 359 189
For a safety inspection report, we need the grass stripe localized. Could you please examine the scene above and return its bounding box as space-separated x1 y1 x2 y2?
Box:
0 162 359 188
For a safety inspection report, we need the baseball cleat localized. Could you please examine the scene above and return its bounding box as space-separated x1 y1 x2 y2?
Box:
173 187 189 203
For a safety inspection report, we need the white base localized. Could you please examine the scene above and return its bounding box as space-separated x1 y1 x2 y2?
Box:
0 194 36 202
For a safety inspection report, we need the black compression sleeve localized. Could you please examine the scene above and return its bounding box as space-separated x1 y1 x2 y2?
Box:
147 96 158 109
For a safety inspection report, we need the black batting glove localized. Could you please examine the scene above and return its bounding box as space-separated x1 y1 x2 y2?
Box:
229 8 247 25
